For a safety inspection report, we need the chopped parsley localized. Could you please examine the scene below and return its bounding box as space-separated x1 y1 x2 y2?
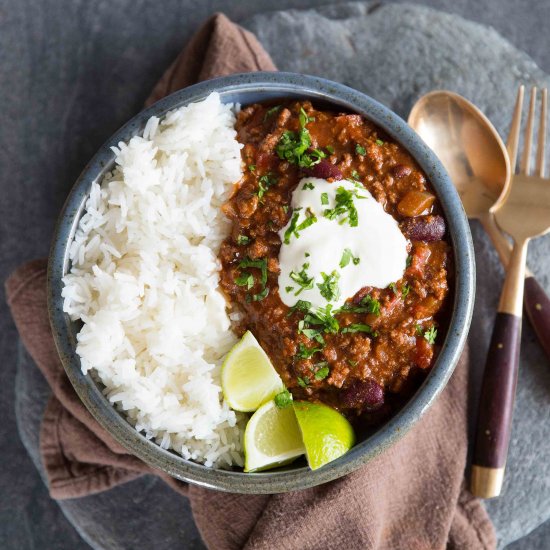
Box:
276 108 325 168
355 144 366 155
323 186 364 227
317 270 340 302
257 173 277 200
424 326 438 345
263 105 281 121
297 376 310 388
342 323 377 335
339 248 360 268
236 234 250 246
289 263 314 295
303 182 315 190
274 389 293 408
314 362 330 380
402 283 411 298
296 343 323 359
320 192 329 205
376 139 384 146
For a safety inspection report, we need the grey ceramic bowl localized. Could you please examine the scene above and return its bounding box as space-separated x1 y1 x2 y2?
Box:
48 72 475 494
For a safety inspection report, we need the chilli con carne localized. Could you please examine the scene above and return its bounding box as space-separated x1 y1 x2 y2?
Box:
218 101 452 425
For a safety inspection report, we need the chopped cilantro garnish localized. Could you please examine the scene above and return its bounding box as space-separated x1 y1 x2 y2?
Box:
285 285 294 293
235 272 254 289
320 192 329 206
248 164 256 172
303 182 315 190
317 270 340 302
342 323 377 335
288 300 312 316
351 170 361 181
299 107 315 125
339 248 360 268
276 109 325 168
326 145 335 154
415 324 424 336
263 105 281 121
297 376 309 388
304 304 339 334
274 389 293 408
355 144 366 155
424 326 437 345
252 287 269 301
282 205 289 214
304 252 310 257
336 294 380 316
289 263 314 295
376 139 384 146
238 257 268 301
347 359 358 367
236 234 250 246
323 186 363 227
388 282 399 296
296 208 318 232
402 283 411 298
314 363 330 380
296 343 322 359
257 173 277 200
406 255 413 268
283 212 300 244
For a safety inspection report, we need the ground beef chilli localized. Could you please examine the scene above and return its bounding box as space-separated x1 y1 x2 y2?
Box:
218 100 452 426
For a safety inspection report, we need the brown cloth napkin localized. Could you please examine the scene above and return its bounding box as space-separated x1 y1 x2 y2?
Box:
6 13 495 550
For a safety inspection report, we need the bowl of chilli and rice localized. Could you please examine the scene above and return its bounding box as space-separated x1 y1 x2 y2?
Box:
48 72 475 493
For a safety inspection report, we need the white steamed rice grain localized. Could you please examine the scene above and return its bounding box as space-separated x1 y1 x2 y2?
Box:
62 92 245 468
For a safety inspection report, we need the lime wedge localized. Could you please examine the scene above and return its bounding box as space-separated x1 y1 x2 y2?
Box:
293 401 355 470
221 331 284 412
244 399 306 472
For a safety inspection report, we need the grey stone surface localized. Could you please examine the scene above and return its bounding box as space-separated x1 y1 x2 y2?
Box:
3 0 550 549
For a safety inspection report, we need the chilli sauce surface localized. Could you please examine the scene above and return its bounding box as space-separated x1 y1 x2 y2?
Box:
218 100 452 425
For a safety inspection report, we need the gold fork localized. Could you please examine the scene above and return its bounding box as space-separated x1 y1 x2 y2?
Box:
471 86 550 498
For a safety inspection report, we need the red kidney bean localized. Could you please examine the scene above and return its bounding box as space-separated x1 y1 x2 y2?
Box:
392 164 412 179
401 215 445 242
341 378 384 411
303 159 343 180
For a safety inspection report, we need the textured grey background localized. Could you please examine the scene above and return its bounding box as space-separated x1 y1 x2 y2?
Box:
2 1 550 549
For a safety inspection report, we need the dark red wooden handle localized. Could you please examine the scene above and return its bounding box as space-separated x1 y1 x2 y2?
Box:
473 312 521 469
524 276 550 361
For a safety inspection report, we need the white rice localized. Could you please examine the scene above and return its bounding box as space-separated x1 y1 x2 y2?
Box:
62 92 245 468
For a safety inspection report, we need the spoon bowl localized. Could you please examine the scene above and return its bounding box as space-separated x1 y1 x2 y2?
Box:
408 91 510 220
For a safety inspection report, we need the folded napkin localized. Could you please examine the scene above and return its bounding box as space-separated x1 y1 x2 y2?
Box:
6 13 495 550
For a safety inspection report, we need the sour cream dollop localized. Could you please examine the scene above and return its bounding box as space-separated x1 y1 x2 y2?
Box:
278 177 408 310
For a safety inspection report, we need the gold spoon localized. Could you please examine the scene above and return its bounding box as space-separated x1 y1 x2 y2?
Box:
408 91 550 363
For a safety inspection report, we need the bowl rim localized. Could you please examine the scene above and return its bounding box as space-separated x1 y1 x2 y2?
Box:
48 71 475 494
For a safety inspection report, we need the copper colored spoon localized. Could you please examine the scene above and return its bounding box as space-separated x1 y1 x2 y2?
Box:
408 91 550 365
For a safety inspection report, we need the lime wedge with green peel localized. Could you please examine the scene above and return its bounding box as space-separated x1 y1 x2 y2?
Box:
244 399 306 472
221 331 284 412
293 401 355 470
